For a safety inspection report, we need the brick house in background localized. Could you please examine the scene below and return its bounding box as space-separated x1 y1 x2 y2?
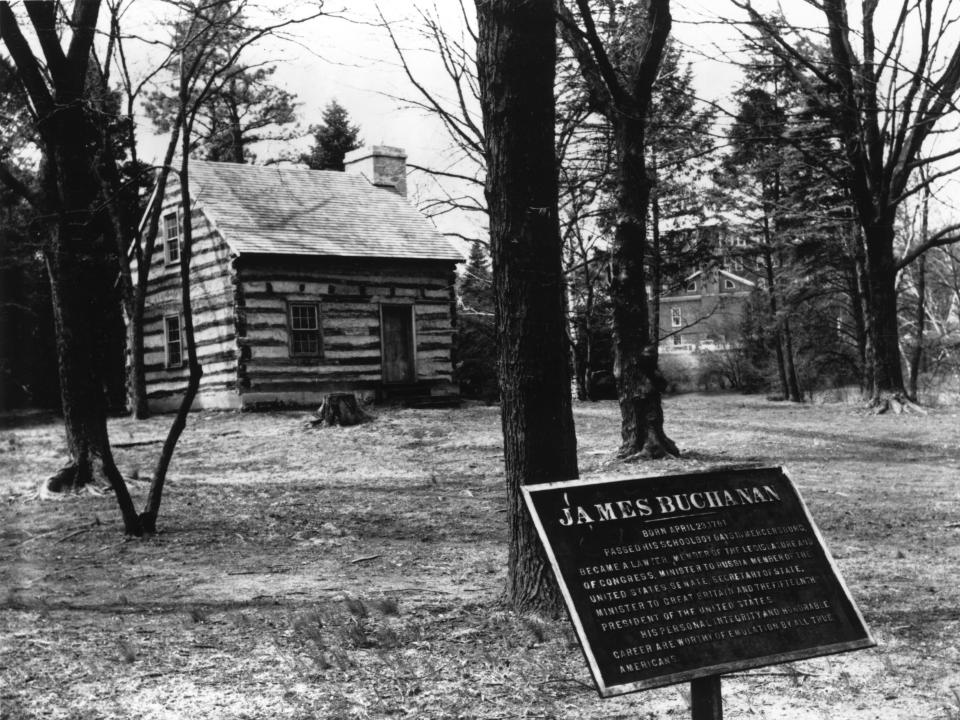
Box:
658 268 756 355
134 146 463 412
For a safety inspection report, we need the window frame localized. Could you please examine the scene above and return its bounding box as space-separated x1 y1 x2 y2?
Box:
670 307 683 328
164 313 184 369
163 210 182 266
685 280 698 293
288 302 323 358
723 278 736 290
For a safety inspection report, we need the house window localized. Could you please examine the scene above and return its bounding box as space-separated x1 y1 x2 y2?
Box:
671 307 683 328
164 314 183 368
686 280 697 293
289 303 321 357
163 211 181 265
672 334 682 347
723 278 736 290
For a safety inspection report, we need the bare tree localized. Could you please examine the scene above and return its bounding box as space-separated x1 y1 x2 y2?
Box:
476 0 579 612
378 2 487 240
134 0 327 533
557 0 678 458
0 1 138 513
0 0 325 534
733 0 960 410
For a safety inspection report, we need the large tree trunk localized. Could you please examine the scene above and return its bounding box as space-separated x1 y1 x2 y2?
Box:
610 120 677 459
42 129 141 535
476 0 579 614
863 218 906 399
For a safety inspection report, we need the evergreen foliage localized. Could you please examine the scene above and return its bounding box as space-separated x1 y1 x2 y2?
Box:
300 100 362 171
144 1 298 163
454 241 497 400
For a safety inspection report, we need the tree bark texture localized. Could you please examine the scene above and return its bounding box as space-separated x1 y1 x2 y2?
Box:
862 218 905 398
610 119 678 458
476 0 579 614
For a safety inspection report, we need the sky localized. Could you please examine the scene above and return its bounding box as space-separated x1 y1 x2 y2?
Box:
9 0 958 239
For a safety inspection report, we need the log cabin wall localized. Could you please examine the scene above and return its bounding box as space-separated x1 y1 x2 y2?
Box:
139 187 242 412
235 256 458 408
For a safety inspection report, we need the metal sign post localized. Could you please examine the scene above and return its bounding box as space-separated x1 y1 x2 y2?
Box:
691 676 722 719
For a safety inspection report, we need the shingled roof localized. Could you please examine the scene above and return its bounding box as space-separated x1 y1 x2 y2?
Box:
186 160 463 262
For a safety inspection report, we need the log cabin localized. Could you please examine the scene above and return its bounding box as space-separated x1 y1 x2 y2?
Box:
134 147 463 412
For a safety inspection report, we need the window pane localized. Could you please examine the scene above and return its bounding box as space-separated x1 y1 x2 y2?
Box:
290 304 320 356
165 316 182 367
291 304 317 330
164 213 179 240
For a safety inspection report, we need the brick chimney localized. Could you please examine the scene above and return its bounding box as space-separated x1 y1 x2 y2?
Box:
344 145 407 197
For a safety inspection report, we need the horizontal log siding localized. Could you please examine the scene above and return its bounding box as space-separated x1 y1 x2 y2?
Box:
236 257 457 402
139 190 240 407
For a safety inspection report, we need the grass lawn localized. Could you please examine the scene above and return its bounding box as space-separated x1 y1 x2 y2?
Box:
2 393 959 719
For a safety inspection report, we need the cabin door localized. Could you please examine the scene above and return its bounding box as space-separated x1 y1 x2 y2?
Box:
380 304 416 384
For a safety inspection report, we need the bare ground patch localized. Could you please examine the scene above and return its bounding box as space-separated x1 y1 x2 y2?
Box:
2 394 959 719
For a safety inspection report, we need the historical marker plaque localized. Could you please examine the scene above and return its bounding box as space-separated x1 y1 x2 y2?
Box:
522 467 875 697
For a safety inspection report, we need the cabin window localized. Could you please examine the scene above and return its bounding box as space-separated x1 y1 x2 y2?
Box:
671 307 682 328
164 314 183 368
163 211 181 265
289 303 321 357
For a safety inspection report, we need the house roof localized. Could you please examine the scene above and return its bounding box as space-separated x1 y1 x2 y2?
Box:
185 160 464 262
718 269 756 287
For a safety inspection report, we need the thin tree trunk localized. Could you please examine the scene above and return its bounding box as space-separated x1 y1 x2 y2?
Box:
476 0 579 613
908 189 929 400
782 317 802 401
760 212 789 399
139 85 205 533
650 168 662 358
908 252 926 401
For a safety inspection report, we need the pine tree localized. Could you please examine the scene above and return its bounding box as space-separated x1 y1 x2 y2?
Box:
300 100 362 171
454 241 496 400
144 1 298 163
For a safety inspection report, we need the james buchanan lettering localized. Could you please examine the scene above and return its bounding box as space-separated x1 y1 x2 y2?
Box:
558 484 782 526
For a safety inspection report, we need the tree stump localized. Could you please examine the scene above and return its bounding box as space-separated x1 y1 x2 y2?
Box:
311 393 372 427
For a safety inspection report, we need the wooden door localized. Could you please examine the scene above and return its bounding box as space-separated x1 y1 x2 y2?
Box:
380 304 416 383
